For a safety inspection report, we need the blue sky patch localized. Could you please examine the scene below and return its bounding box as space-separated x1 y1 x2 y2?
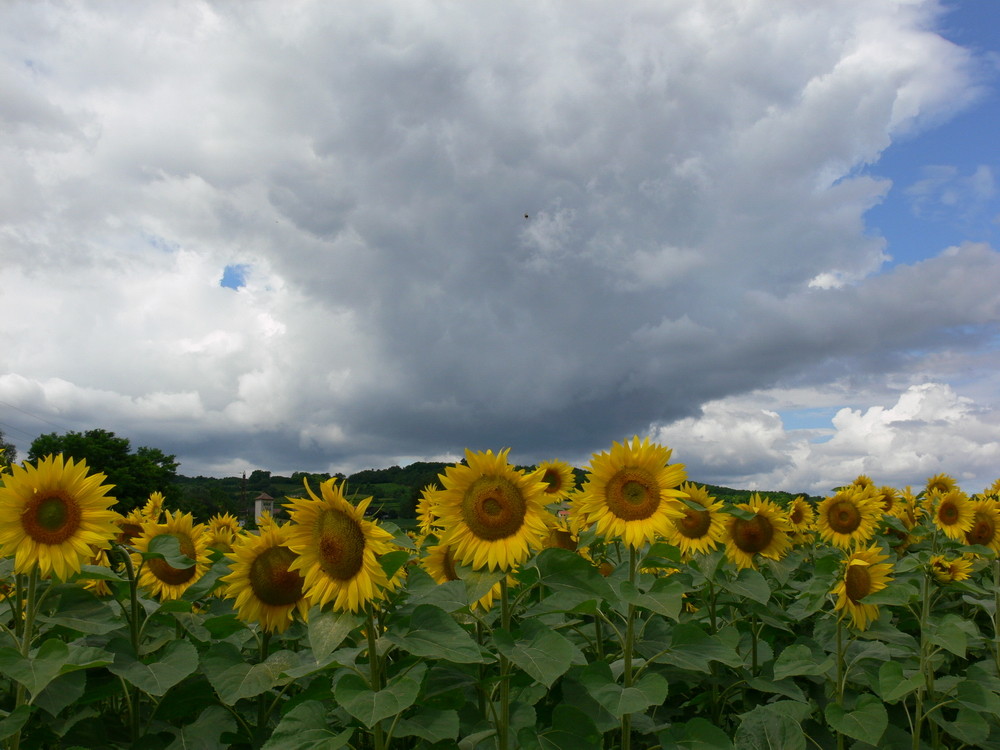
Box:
220 264 249 290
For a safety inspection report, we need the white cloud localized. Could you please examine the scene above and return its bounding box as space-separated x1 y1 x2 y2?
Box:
1 0 997 489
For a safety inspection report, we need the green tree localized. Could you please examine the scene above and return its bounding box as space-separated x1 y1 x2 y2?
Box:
28 428 179 513
0 429 15 469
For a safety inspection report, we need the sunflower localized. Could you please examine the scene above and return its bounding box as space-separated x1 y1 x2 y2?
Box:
543 514 578 552
983 478 1000 498
724 494 792 570
964 499 1000 551
536 460 576 501
142 491 166 522
573 437 687 550
81 548 115 598
787 496 816 533
851 475 874 490
931 489 974 541
284 478 397 612
875 486 901 517
925 473 958 496
116 508 148 545
206 512 242 552
132 510 211 600
816 485 882 549
421 543 503 611
0 455 119 580
415 484 443 537
435 448 551 571
665 483 727 557
929 554 974 584
221 524 309 633
832 544 893 631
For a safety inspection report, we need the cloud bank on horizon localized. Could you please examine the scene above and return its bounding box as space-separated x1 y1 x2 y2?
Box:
2 0 999 494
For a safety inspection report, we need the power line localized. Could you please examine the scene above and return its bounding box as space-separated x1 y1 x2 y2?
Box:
0 399 70 431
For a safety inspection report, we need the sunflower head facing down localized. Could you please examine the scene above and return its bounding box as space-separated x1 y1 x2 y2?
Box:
415 484 443 538
421 542 503 611
435 449 551 571
929 554 974 584
536 460 577 501
206 512 242 552
221 523 309 633
0 454 120 580
142 491 166 522
832 544 893 631
723 494 793 570
133 510 211 600
573 437 687 550
816 485 883 549
284 478 398 612
666 483 727 557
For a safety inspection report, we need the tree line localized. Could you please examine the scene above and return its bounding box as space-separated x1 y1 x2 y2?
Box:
2 428 822 524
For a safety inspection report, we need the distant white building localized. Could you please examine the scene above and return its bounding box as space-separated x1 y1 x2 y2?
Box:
254 492 274 524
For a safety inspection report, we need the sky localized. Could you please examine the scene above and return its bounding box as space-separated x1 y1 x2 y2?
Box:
2 0 999 496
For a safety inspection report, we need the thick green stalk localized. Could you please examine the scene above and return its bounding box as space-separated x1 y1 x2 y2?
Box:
367 605 385 750
836 618 845 750
913 567 932 750
621 546 638 750
9 569 38 750
498 577 511 750
254 631 272 749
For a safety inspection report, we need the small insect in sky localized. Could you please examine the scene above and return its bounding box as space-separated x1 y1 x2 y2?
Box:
524 213 529 219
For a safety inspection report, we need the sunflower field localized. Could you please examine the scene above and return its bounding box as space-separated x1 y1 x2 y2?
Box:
1 439 1000 749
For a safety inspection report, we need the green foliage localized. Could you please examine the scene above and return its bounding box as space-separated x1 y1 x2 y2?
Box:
27 428 179 513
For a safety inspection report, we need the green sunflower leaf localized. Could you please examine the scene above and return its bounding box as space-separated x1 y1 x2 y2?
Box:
658 717 734 749
384 604 487 663
163 705 237 750
772 644 833 681
334 663 426 728
0 640 112 698
877 661 923 703
144 534 196 568
108 638 198 697
307 607 364 663
201 642 296 704
529 548 615 605
721 568 771 605
493 620 579 688
262 701 354 750
393 708 460 744
825 694 887 746
735 704 805 750
517 704 602 750
578 661 668 719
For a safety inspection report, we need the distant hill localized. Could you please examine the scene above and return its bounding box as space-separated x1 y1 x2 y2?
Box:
170 461 823 524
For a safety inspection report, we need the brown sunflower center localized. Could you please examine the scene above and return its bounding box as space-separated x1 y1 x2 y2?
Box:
605 469 661 521
789 505 804 525
146 532 198 586
23 491 82 545
732 515 774 554
542 469 563 493
315 508 366 581
677 507 711 539
938 501 959 525
441 546 459 581
249 545 304 607
844 564 872 602
967 513 995 546
547 529 577 551
827 499 861 534
461 476 527 541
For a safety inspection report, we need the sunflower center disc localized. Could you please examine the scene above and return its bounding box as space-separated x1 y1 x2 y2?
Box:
939 502 958 524
462 477 527 541
605 470 660 521
315 508 366 581
250 545 305 606
733 515 774 554
441 546 459 581
25 492 81 545
828 500 861 534
147 533 198 586
678 508 711 539
542 470 562 492
844 564 872 603
790 506 804 525
969 516 994 545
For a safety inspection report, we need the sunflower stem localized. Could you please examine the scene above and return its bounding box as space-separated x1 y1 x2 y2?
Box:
621 545 638 750
9 569 39 750
497 577 512 750
114 543 143 744
366 604 386 750
253 631 272 749
993 558 1000 676
913 564 934 750
835 617 845 750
